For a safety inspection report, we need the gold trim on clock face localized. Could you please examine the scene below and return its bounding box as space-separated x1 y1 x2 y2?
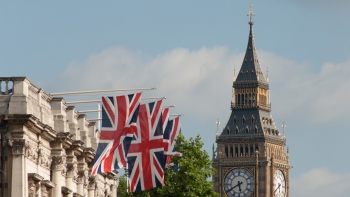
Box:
273 169 286 197
224 168 254 197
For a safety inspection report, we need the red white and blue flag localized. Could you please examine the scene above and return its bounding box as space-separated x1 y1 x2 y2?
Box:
92 93 142 175
163 116 181 167
127 100 164 192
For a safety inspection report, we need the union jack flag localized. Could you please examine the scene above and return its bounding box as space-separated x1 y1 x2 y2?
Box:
127 100 164 192
163 116 181 167
92 93 142 175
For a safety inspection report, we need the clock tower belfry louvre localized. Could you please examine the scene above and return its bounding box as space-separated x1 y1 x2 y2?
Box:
212 5 291 197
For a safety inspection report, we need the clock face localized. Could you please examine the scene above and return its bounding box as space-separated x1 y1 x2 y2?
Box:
273 170 286 197
224 168 254 197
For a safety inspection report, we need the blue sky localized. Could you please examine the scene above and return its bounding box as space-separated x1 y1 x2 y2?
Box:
2 1 350 196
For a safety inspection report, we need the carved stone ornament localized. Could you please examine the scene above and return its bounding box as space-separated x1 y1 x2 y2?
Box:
88 175 96 189
94 182 104 197
51 155 67 171
41 186 48 197
25 141 39 162
105 184 112 197
10 139 26 155
38 147 52 169
66 163 78 181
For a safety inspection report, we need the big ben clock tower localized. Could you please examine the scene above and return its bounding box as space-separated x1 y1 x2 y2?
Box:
212 4 291 197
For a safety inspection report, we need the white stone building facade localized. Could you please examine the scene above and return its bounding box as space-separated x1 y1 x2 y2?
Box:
0 77 118 197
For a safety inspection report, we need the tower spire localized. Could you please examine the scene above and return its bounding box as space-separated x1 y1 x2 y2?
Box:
234 3 267 85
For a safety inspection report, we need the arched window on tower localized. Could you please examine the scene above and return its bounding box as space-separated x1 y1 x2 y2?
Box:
245 127 249 134
235 127 239 134
250 145 254 157
230 146 233 157
255 144 259 152
242 116 246 124
242 94 245 105
251 116 255 124
245 145 249 157
240 145 244 157
237 94 241 105
225 146 228 158
252 93 256 106
235 146 238 157
226 127 230 135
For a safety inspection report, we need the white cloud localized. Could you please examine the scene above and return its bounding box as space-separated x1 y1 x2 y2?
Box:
291 168 350 197
55 46 350 126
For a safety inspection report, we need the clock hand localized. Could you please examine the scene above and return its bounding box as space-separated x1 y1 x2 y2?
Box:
225 181 243 193
238 181 242 192
274 183 281 194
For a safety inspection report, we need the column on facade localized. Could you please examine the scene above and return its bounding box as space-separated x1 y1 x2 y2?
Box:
52 155 66 197
10 138 26 197
66 153 78 197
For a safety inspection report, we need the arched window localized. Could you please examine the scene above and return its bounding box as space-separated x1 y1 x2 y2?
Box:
237 94 241 105
245 145 249 157
251 116 255 124
225 146 228 157
235 146 238 157
242 94 245 105
242 116 246 124
240 146 244 157
235 127 239 134
245 127 249 134
250 145 254 156
254 126 258 134
230 146 234 157
233 116 237 124
226 127 230 135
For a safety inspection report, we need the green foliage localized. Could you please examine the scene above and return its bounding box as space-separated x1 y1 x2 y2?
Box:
117 134 218 197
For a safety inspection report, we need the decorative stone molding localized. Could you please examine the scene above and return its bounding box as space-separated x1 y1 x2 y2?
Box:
51 155 67 171
9 138 26 155
62 186 73 196
73 193 83 197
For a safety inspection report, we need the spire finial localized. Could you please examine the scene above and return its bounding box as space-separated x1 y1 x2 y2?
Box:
248 3 255 25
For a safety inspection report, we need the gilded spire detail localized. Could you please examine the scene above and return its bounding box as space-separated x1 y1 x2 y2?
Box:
248 3 255 25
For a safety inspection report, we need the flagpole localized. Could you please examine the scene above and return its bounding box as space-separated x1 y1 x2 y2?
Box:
66 97 166 105
49 87 156 96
